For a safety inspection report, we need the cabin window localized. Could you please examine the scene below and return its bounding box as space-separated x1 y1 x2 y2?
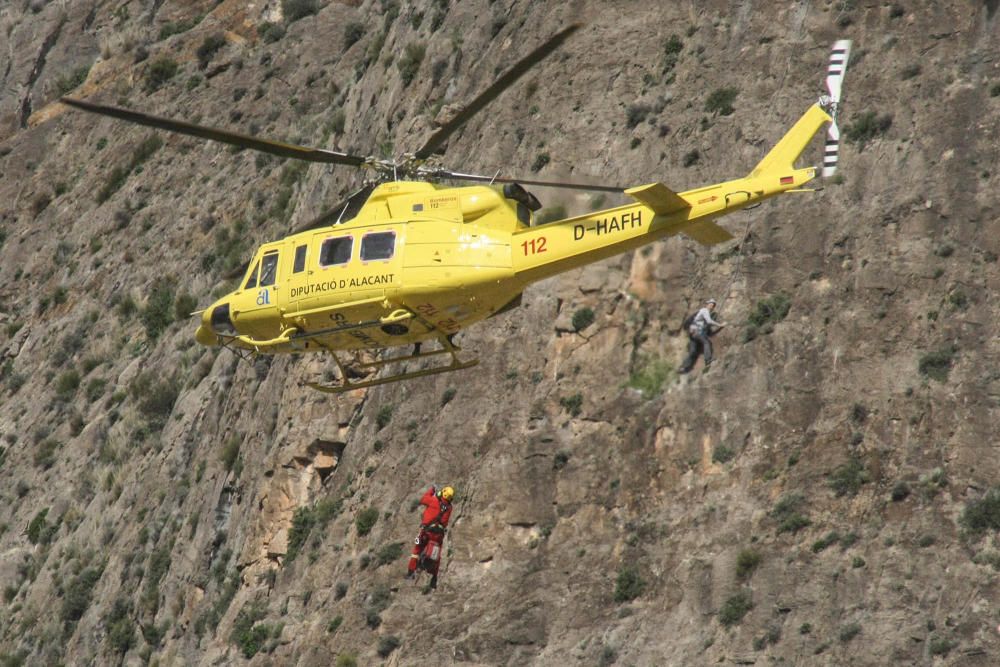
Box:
259 252 279 287
319 236 353 266
244 261 260 289
360 231 396 261
293 244 307 273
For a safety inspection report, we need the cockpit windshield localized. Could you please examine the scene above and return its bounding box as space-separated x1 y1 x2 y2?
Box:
244 261 260 289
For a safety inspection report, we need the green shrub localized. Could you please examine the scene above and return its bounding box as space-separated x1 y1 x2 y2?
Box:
55 369 81 400
900 63 921 80
328 108 346 136
398 42 426 86
682 149 700 167
105 597 135 654
140 544 172 615
919 345 956 382
287 506 316 562
627 356 672 396
174 292 198 320
26 508 50 544
845 111 892 150
55 64 92 96
286 498 342 561
159 16 203 39
376 541 405 566
839 622 861 642
948 289 968 310
258 21 286 43
712 445 735 464
811 531 840 553
560 393 583 417
61 565 104 623
145 57 179 92
377 635 401 657
327 615 343 633
376 405 393 429
961 487 1000 536
34 439 60 470
735 549 761 579
705 87 738 115
142 280 175 339
197 33 227 68
364 584 391 628
355 507 379 536
928 635 955 656
229 601 268 657
771 493 810 534
829 458 867 497
335 654 358 667
613 565 645 602
241 624 276 658
531 152 550 172
626 103 652 129
98 136 163 203
918 467 948 497
663 34 683 72
719 589 753 626
743 294 791 341
220 437 240 471
441 387 457 406
283 0 319 23
130 372 180 427
572 307 595 331
344 21 365 48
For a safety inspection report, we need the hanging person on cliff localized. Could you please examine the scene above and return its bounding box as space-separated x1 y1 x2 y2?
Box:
678 298 727 374
405 485 454 590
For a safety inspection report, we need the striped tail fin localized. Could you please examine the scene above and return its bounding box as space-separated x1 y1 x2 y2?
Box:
822 39 852 178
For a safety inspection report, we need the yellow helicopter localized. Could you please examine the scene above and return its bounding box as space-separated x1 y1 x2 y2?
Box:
63 28 851 394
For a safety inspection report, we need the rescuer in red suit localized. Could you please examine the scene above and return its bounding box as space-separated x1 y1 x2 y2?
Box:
406 485 454 589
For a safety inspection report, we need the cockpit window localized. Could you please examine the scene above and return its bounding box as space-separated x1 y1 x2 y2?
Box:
319 236 353 266
259 252 279 287
360 231 396 261
244 261 260 289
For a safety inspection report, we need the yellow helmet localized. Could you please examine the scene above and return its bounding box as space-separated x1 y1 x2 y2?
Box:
440 486 455 501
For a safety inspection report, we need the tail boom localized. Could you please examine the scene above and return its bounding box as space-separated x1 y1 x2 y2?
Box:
510 102 832 287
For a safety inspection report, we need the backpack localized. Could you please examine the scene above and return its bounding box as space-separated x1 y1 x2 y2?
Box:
682 312 697 333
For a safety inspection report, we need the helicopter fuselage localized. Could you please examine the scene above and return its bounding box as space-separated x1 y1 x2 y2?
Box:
195 103 831 358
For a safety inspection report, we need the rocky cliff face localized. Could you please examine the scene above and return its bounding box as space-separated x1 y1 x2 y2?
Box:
1 1 999 665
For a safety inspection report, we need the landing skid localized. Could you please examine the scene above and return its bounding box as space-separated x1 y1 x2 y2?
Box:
307 334 477 394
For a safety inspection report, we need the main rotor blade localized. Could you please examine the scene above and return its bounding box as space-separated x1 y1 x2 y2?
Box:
61 97 368 167
222 184 376 280
290 183 376 234
413 23 581 160
424 168 625 193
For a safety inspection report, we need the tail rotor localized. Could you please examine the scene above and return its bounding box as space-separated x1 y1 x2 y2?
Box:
821 39 852 178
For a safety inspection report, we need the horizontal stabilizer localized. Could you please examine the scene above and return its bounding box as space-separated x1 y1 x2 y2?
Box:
682 221 734 246
625 182 690 215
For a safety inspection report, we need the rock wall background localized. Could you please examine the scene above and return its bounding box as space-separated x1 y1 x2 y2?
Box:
1 0 999 665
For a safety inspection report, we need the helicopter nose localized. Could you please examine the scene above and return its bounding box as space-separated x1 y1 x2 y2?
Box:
195 324 216 346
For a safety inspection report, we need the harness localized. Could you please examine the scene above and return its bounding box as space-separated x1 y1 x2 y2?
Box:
422 500 451 534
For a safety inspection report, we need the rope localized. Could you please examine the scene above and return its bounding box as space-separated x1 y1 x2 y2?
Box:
718 215 754 311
